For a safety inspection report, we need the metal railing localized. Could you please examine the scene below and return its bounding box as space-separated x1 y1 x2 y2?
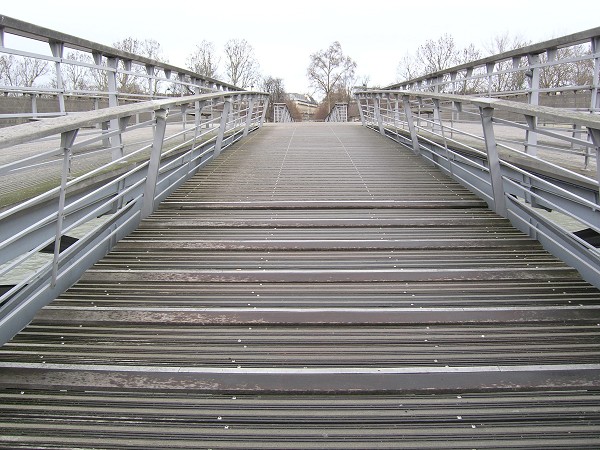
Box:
0 15 240 125
387 26 600 116
325 103 348 122
355 90 600 288
273 103 294 123
0 91 269 344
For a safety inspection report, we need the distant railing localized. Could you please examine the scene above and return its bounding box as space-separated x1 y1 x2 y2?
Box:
325 103 348 122
387 26 600 116
0 15 240 125
273 103 294 123
355 89 600 288
0 91 269 344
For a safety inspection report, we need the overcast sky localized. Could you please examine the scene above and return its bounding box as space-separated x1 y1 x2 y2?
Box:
2 0 599 95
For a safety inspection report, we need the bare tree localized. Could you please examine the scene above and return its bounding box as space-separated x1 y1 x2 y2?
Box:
453 43 485 94
285 99 302 122
186 41 219 78
396 52 422 82
60 51 93 91
223 39 260 88
89 56 109 93
0 54 49 88
418 34 459 74
112 37 167 94
485 33 530 94
396 34 460 86
539 44 593 89
261 75 287 121
307 41 356 111
262 76 286 101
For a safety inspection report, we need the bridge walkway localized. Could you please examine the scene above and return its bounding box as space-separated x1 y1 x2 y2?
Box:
0 122 599 448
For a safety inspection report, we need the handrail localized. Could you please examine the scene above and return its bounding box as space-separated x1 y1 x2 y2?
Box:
0 90 269 345
0 92 252 149
355 89 600 288
0 15 242 127
273 103 294 123
385 26 600 115
0 14 239 92
387 26 600 89
325 103 348 122
358 90 600 132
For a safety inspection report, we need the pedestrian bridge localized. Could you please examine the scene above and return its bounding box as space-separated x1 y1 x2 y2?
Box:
1 15 600 448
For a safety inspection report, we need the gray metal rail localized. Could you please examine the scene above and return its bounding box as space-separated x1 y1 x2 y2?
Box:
387 26 600 115
325 103 348 122
0 15 241 124
355 90 600 288
272 103 294 123
0 91 268 345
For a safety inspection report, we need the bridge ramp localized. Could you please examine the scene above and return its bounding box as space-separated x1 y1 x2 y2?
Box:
1 123 599 448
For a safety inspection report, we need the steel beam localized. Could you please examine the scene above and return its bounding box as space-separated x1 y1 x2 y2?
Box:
141 109 168 219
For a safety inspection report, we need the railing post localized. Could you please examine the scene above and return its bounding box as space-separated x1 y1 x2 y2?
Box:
184 100 206 175
31 94 38 120
525 53 541 155
591 36 600 114
181 103 189 141
479 106 507 217
433 98 453 175
375 96 385 136
108 116 129 162
589 128 600 195
106 57 119 108
432 97 442 135
259 97 269 127
51 129 78 287
214 99 232 158
486 62 495 96
192 100 206 146
146 64 156 98
524 114 537 157
141 109 168 219
357 96 366 126
402 95 420 155
49 41 66 115
106 57 123 161
243 96 256 136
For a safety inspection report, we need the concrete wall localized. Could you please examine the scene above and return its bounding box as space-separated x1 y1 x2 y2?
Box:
0 95 110 127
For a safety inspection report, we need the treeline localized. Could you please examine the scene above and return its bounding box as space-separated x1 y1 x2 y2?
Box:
396 32 595 93
0 37 264 94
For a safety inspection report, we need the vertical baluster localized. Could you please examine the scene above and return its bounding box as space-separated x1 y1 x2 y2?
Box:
51 129 78 287
479 106 508 217
214 99 232 158
402 95 420 156
142 109 168 219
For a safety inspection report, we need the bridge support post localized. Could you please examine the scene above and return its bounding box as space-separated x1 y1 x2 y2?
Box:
214 99 232 158
357 97 366 126
141 109 168 219
479 107 508 218
49 41 66 116
243 96 256 137
106 57 125 160
260 97 269 126
187 101 207 175
402 95 420 155
433 98 453 176
525 53 541 156
592 37 600 114
51 129 79 287
589 128 600 195
375 96 385 136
